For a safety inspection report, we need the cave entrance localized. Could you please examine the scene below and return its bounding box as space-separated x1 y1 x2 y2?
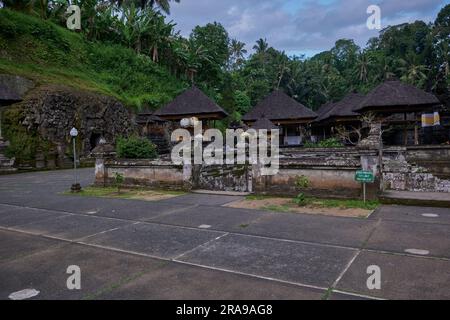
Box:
89 133 102 151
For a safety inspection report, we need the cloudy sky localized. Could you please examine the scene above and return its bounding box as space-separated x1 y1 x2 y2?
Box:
168 0 447 57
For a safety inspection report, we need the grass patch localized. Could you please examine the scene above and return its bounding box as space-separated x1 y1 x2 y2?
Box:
262 204 292 213
64 186 186 201
295 197 380 210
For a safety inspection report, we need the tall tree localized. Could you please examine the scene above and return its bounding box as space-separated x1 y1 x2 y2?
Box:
229 39 247 70
253 38 269 54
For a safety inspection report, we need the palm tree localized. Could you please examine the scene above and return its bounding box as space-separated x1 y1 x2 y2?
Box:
113 0 180 14
397 55 429 86
149 0 180 14
354 52 373 83
173 39 211 84
253 38 269 54
229 39 247 70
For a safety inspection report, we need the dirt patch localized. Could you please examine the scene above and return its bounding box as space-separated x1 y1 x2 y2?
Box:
225 198 372 218
126 191 181 202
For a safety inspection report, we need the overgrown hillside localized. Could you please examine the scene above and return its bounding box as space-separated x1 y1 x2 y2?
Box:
0 9 187 109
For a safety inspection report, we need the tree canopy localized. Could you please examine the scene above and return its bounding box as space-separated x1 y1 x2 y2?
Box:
1 1 449 117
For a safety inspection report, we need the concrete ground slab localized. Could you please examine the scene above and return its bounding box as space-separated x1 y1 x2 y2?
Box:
336 250 450 300
158 194 243 206
36 196 191 221
237 212 377 248
371 205 450 225
97 261 326 300
13 214 132 241
0 207 68 228
178 233 357 288
365 220 450 258
148 205 269 231
328 291 374 300
84 222 226 259
0 240 169 300
0 230 62 264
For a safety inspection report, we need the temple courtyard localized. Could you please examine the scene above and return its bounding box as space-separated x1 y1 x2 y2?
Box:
0 168 449 300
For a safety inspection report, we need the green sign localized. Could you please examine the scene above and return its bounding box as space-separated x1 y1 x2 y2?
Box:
355 170 374 183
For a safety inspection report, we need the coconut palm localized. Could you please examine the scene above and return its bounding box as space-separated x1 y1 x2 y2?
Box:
229 39 247 70
253 38 269 54
354 52 374 83
114 0 180 14
398 54 429 86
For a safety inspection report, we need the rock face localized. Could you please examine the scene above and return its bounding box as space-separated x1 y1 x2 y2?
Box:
18 85 136 167
0 74 34 172
0 74 34 104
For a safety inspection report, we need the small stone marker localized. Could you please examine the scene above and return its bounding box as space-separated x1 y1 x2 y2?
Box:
405 249 430 256
421 213 439 218
9 289 40 300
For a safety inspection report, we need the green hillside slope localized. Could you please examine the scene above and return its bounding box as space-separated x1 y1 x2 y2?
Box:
0 9 187 109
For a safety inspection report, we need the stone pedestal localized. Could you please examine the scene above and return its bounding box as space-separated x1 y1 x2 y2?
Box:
357 122 382 199
91 140 116 187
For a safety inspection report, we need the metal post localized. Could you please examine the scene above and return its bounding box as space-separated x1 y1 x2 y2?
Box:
73 137 77 186
363 182 366 203
0 110 3 140
70 127 81 192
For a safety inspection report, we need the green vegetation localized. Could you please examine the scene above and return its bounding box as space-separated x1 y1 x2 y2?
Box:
304 138 344 148
116 136 158 159
295 175 310 189
292 197 380 211
293 193 307 206
65 186 185 200
113 172 125 194
1 2 448 120
262 204 291 213
0 9 186 109
247 193 379 211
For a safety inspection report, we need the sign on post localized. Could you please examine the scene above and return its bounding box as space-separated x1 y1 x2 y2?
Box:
355 170 374 183
355 170 374 203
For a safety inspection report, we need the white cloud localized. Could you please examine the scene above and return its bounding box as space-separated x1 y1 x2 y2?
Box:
168 0 447 56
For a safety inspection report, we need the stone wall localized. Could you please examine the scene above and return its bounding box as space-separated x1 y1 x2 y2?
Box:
94 146 374 199
383 146 450 193
254 148 365 198
97 158 186 190
195 164 251 192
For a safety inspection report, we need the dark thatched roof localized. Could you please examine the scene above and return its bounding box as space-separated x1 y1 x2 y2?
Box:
251 117 279 130
154 86 228 118
316 93 365 122
315 101 335 120
242 90 317 121
136 113 166 124
354 80 440 112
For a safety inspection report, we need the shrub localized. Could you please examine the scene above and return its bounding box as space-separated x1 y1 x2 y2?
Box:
295 175 310 189
116 136 158 159
114 172 124 194
293 193 308 206
304 137 344 148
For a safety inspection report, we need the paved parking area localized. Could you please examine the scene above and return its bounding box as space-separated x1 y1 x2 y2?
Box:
0 168 449 300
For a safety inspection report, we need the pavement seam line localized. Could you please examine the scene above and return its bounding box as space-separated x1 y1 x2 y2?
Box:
331 289 385 300
142 204 200 222
76 221 141 241
327 218 382 297
172 232 230 261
